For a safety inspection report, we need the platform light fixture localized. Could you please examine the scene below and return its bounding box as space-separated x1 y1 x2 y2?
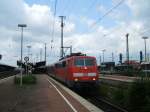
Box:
142 36 149 77
18 24 27 86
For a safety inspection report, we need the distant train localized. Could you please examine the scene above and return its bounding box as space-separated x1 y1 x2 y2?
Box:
47 53 99 87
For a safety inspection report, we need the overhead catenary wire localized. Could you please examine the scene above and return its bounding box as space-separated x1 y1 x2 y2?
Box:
101 20 150 39
81 0 125 35
50 0 127 58
125 27 150 38
103 26 123 37
91 0 124 27
138 27 150 36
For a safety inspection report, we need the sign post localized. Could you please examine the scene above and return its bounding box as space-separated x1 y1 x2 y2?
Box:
24 56 29 75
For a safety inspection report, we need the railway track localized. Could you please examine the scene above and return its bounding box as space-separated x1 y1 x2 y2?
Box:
88 96 128 112
73 86 128 112
0 70 18 79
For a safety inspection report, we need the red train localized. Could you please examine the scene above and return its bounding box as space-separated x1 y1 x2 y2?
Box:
47 53 99 87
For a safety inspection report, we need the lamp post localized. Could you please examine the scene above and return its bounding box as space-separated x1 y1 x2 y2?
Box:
142 36 149 62
18 24 27 86
142 36 149 77
126 33 129 64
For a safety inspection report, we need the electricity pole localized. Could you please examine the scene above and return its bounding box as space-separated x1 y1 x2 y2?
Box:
36 54 39 62
126 33 129 64
59 16 65 58
126 33 130 74
99 55 102 65
102 49 106 63
70 45 72 55
45 43 47 64
112 52 114 62
40 48 42 61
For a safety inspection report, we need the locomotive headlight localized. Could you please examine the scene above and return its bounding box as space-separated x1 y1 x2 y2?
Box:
93 78 96 81
74 78 78 82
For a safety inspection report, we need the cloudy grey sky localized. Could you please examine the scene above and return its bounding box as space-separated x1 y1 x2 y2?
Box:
0 0 150 66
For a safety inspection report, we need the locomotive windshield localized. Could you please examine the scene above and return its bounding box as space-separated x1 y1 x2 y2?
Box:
74 58 95 66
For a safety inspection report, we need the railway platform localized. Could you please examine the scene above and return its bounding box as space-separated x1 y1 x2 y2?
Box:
0 74 102 112
99 74 138 82
99 74 138 88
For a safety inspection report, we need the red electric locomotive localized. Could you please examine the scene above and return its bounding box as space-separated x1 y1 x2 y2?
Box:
47 53 99 87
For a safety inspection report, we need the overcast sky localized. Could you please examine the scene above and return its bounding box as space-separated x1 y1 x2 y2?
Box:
0 0 150 66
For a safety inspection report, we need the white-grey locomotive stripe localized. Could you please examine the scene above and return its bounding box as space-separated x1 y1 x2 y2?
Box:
47 79 78 112
73 73 83 77
88 73 96 76
73 73 96 77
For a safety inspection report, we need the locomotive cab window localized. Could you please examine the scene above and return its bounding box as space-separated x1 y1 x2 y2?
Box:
74 58 95 66
74 59 84 66
55 63 62 68
62 61 66 67
85 59 95 66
